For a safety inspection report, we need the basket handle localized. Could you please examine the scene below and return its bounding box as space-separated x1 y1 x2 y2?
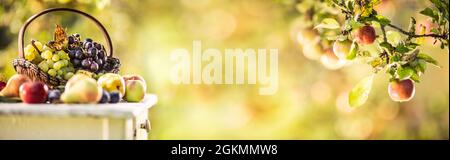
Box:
18 8 113 58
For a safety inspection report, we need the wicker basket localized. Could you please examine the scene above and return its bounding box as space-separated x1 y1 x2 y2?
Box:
13 8 120 89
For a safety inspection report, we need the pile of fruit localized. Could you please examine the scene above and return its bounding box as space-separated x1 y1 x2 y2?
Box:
0 73 147 104
0 25 147 104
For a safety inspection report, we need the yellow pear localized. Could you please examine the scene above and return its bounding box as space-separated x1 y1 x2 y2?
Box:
0 74 31 97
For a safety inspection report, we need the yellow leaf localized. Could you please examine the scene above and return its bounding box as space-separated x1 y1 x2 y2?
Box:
49 24 68 51
416 25 426 44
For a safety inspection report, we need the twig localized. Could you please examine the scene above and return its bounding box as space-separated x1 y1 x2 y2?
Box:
333 2 448 41
380 24 388 42
386 23 448 39
31 40 42 54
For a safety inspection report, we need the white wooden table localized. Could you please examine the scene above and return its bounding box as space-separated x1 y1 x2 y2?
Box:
0 94 157 140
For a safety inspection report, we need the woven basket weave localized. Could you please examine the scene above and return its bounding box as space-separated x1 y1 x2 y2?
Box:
13 8 119 89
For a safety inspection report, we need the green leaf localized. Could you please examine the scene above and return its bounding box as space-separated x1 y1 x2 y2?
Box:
416 59 427 73
314 18 340 30
417 53 440 67
375 15 391 25
347 40 358 60
387 66 396 76
379 42 394 51
371 21 382 28
349 19 364 28
397 66 414 80
410 72 421 83
327 34 347 41
406 42 419 49
431 28 440 34
396 44 410 53
430 0 448 15
432 0 449 21
430 0 444 8
346 0 354 12
342 19 353 31
348 75 375 108
369 58 381 66
356 0 380 18
391 53 402 62
386 31 402 45
359 51 372 57
420 7 439 20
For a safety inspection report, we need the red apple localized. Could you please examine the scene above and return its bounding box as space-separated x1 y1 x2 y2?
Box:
388 79 415 102
19 82 49 104
355 25 376 45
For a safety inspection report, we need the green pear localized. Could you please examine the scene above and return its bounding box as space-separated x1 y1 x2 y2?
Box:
61 74 102 104
64 73 90 90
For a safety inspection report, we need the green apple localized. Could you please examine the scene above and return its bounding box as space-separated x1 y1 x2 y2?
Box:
333 40 358 60
123 74 147 102
297 29 319 45
97 73 125 98
302 43 324 60
124 80 146 102
320 49 346 70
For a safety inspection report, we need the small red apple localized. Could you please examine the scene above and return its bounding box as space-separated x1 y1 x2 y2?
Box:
388 79 415 102
355 25 376 45
19 82 49 104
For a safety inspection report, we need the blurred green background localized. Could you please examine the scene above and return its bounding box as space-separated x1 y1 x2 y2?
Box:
0 0 448 139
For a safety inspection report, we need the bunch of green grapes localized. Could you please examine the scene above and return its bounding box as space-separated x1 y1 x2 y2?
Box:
24 40 75 80
23 40 44 64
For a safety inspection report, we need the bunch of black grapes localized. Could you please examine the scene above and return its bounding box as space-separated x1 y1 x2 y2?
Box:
67 33 118 73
